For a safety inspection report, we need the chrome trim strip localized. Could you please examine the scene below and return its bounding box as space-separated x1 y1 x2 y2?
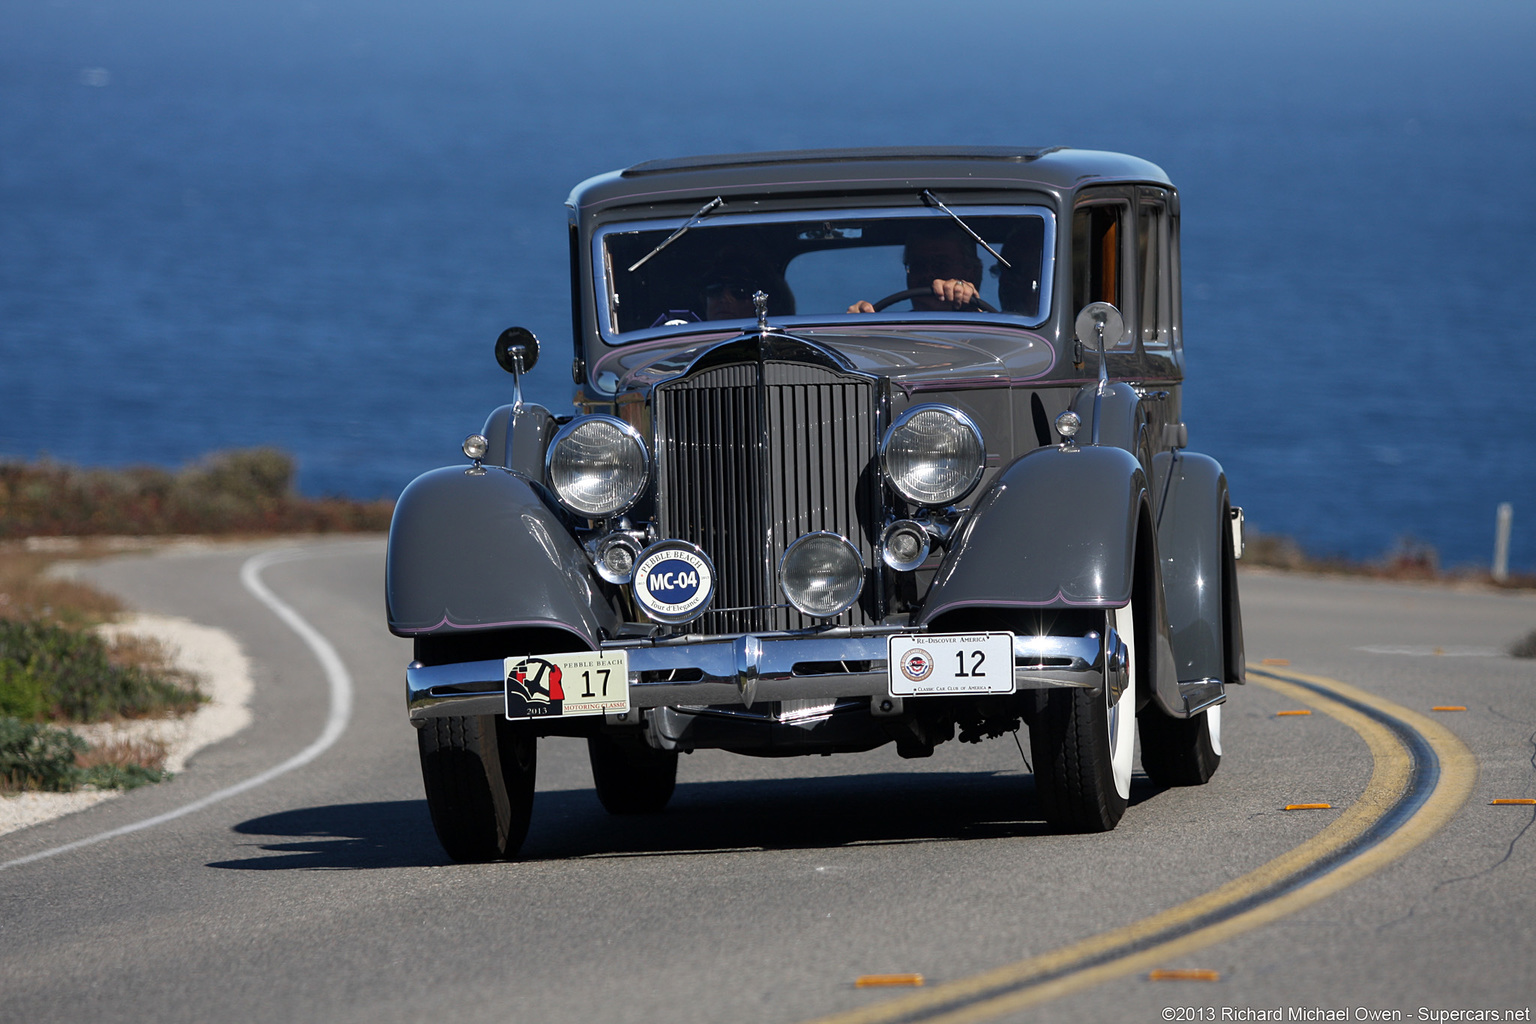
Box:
1179 677 1227 715
405 632 1104 721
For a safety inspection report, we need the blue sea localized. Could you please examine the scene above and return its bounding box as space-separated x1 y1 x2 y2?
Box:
2 0 1534 571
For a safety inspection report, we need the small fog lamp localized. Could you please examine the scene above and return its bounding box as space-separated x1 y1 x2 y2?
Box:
1054 411 1081 443
881 520 931 573
462 434 490 461
780 532 865 619
594 533 641 584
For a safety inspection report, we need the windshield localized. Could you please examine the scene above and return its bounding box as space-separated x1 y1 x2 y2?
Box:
594 206 1055 344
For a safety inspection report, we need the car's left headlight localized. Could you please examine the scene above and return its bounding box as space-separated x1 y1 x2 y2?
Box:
880 404 985 507
545 415 648 517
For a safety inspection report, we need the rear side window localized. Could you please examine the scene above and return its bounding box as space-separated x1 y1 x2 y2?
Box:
1137 194 1171 347
1071 200 1132 348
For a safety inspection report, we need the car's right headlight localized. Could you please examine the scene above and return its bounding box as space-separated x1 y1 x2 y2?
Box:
545 415 648 517
879 404 985 507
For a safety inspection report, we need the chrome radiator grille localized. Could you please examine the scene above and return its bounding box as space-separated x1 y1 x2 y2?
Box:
655 360 880 634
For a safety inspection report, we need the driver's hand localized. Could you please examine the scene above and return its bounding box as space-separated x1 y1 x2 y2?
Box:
931 278 979 307
847 300 875 314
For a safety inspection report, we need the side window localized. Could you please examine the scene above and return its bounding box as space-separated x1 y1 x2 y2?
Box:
1071 199 1131 347
1137 192 1171 347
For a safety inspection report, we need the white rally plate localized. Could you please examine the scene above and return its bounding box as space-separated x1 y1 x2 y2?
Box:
887 632 1015 696
504 650 629 720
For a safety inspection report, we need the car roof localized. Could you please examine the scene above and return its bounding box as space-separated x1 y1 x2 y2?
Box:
568 147 1171 212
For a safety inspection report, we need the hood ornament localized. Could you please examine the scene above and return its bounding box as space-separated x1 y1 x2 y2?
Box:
753 290 769 329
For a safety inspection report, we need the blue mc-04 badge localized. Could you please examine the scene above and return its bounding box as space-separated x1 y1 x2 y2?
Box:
632 540 716 624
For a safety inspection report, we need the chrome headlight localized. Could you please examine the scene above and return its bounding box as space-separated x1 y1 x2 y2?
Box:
545 415 648 517
779 532 864 619
879 404 985 507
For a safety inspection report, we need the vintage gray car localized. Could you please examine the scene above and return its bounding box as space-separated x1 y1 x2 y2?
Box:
386 146 1245 861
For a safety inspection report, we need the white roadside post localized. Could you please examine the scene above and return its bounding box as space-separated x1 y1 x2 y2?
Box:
1492 502 1513 583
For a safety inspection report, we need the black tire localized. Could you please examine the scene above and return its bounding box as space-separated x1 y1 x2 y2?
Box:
1030 685 1128 832
1028 603 1136 833
587 733 678 814
1139 703 1220 786
418 714 536 862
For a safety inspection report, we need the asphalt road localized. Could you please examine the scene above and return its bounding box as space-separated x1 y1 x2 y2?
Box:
2 537 1533 1024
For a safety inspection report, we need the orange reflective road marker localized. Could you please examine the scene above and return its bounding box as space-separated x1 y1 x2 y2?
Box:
1148 969 1221 982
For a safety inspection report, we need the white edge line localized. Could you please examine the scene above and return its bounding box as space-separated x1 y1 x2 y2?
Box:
1 547 354 872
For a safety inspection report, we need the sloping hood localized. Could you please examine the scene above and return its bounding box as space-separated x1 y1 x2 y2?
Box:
597 324 1058 396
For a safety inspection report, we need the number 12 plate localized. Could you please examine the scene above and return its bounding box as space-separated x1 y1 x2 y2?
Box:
887 633 1015 696
504 650 630 720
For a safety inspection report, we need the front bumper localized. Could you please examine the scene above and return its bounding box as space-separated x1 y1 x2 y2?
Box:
406 628 1105 724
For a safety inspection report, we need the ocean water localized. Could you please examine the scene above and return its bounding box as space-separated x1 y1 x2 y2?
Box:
2 0 1534 571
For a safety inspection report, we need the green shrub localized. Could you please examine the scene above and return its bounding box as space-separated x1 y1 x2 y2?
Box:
0 619 202 723
0 718 170 792
0 657 50 719
0 717 86 792
79 761 166 790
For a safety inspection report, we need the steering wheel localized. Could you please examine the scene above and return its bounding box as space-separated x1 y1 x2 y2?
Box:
870 287 997 314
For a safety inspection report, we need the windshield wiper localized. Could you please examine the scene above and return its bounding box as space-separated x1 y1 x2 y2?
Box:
626 196 726 273
920 189 1010 268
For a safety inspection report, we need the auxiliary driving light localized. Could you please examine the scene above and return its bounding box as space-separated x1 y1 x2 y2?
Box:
880 519 931 572
780 532 864 619
462 434 490 461
593 533 642 584
1054 411 1081 442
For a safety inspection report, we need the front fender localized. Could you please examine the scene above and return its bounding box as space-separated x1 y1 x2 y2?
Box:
920 443 1182 714
385 466 618 645
920 444 1146 618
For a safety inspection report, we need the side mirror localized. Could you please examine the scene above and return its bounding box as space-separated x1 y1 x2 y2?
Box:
1075 302 1124 401
1073 302 1124 354
495 327 540 375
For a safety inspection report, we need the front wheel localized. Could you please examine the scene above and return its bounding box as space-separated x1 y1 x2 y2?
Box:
418 714 536 862
587 733 678 814
1029 603 1137 832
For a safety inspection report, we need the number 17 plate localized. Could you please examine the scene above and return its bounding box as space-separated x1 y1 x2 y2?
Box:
504 650 630 720
887 632 1015 696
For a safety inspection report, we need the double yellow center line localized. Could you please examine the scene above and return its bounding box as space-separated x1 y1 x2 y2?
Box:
802 667 1477 1024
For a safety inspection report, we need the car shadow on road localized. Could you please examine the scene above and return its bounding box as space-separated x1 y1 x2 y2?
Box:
208 771 1164 871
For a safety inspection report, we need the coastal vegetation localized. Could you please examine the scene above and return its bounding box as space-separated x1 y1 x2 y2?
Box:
0 447 392 538
0 448 389 794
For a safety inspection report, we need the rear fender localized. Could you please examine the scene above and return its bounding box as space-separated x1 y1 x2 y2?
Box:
386 465 618 645
1070 381 1148 454
1152 451 1245 693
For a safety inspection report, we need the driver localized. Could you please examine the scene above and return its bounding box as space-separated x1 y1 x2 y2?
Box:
847 224 983 313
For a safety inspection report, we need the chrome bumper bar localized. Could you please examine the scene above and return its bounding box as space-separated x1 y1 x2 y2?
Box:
406 632 1103 723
